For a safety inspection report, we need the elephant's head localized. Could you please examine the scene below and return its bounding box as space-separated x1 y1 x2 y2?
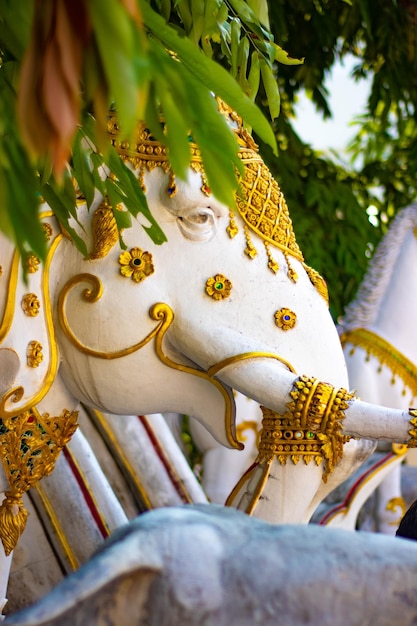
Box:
0 100 412 538
50 102 367 525
43 102 346 445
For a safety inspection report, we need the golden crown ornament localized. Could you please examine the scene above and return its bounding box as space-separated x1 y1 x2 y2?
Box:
107 99 328 302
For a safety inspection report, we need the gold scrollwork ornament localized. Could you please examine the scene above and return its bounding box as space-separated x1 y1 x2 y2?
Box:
386 496 407 526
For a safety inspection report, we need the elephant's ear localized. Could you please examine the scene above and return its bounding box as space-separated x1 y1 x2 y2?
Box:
0 214 62 418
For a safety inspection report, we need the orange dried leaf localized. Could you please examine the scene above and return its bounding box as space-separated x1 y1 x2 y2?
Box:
120 0 143 27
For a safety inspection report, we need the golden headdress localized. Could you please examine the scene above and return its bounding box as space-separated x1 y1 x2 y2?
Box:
107 101 328 301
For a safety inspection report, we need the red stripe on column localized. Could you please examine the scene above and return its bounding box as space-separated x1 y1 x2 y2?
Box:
138 415 193 504
63 446 110 539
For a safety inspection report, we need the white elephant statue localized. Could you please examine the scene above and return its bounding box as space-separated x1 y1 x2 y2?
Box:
0 100 416 615
5 504 417 626
338 204 417 533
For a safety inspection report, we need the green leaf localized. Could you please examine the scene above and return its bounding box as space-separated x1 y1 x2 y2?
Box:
142 86 164 141
190 0 206 43
88 0 142 136
204 0 223 36
260 58 280 119
72 130 96 208
230 18 241 78
105 178 126 209
157 0 172 21
112 209 130 250
177 66 241 206
142 2 277 152
4 174 44 259
237 35 250 92
112 207 132 231
106 146 167 244
151 49 191 179
175 0 193 33
90 153 107 196
227 0 272 41
41 183 88 257
272 43 304 66
248 51 260 101
254 38 276 65
1 133 45 260
246 0 270 29
60 172 78 222
0 0 33 61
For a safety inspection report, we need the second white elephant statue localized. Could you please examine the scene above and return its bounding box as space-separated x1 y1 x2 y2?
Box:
5 504 417 626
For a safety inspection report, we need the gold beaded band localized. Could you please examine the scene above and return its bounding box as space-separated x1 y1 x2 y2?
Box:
408 409 417 447
257 407 323 467
257 375 354 481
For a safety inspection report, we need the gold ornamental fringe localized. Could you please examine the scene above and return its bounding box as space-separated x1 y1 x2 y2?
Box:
0 493 28 556
341 328 417 399
0 407 79 555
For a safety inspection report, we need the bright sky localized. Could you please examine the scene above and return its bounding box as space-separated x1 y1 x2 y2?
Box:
292 55 370 153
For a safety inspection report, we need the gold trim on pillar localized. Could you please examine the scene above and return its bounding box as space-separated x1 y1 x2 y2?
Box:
86 408 153 511
34 483 79 572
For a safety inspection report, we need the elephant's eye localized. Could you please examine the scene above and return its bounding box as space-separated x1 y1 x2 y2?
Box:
190 213 209 224
177 207 216 242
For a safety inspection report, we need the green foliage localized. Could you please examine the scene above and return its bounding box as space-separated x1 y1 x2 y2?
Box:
252 0 417 319
0 38 46 261
0 0 287 260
